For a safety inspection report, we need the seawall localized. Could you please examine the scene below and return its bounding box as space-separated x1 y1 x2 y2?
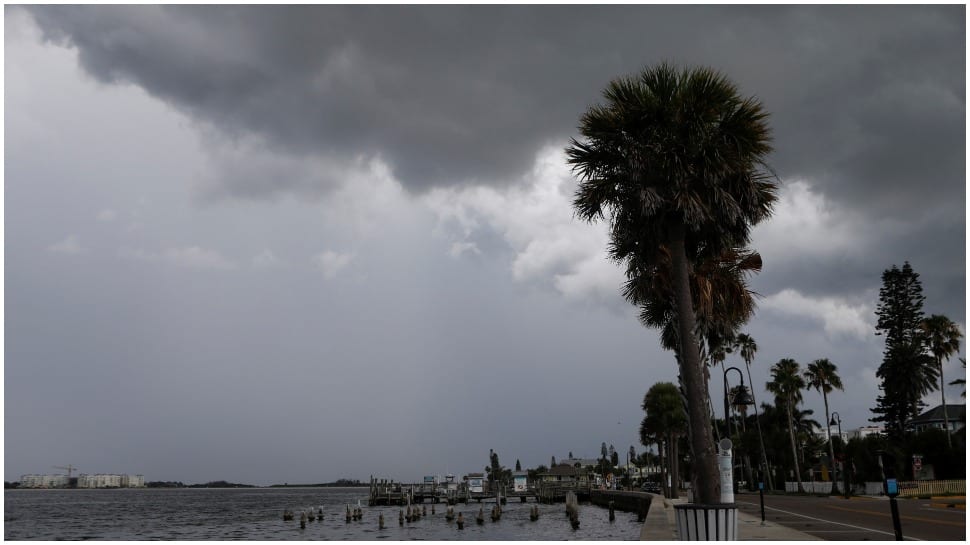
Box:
589 489 651 520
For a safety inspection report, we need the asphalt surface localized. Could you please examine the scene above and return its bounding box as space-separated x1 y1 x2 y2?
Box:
734 492 966 541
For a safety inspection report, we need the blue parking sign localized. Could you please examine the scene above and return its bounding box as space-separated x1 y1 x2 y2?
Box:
886 478 898 496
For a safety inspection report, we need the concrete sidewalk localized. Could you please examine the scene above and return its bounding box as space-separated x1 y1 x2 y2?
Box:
640 495 819 541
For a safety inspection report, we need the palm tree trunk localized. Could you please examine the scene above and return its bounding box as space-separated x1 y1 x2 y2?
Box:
658 439 669 498
670 434 680 499
785 399 804 493
669 225 720 504
823 389 836 492
939 359 951 448
744 362 774 490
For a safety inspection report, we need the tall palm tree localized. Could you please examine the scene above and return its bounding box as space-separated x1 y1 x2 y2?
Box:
569 64 776 504
804 358 843 487
732 333 773 490
766 358 806 493
921 315 963 447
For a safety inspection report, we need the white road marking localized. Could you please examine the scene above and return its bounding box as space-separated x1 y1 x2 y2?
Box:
735 501 925 541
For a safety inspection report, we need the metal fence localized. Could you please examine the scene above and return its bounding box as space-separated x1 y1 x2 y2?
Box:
783 480 966 497
783 481 834 494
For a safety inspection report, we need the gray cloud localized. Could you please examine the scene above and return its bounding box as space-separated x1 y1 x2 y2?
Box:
24 6 964 208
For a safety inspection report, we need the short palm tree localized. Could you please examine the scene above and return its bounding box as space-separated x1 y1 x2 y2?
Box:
568 64 776 503
921 314 963 447
766 358 806 493
804 358 843 484
642 382 687 498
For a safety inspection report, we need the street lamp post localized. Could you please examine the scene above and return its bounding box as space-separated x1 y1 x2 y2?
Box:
830 412 846 498
723 366 753 491
628 445 636 490
722 367 748 440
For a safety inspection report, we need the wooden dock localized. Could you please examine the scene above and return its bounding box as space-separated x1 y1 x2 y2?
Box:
368 478 436 506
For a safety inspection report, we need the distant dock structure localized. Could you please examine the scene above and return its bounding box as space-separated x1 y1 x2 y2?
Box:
368 476 434 506
368 471 582 505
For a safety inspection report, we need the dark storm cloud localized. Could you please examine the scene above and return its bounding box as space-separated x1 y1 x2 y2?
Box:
25 5 963 206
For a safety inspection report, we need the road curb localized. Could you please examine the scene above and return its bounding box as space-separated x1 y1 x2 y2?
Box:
929 501 965 510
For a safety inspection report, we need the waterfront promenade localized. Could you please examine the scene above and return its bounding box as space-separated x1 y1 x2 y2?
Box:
639 494 817 541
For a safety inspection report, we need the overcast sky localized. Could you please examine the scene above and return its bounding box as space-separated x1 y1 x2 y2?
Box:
5 5 965 486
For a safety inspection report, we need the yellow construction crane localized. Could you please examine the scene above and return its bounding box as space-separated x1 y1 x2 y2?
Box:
53 465 77 478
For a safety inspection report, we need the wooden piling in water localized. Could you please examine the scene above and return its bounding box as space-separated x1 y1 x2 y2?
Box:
565 491 580 529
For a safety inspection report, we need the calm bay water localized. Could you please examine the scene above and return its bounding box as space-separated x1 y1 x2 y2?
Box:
4 487 641 540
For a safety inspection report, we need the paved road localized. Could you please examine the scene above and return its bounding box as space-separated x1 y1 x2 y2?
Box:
734 492 965 541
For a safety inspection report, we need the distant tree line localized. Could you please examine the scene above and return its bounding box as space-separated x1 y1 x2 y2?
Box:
147 481 187 488
269 479 366 488
146 481 256 488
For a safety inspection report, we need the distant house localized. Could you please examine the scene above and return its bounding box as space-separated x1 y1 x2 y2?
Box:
908 404 966 433
564 457 601 470
539 464 592 486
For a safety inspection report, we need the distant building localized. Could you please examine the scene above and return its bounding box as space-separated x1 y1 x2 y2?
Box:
19 474 69 488
122 474 145 488
20 473 145 489
563 457 601 470
465 473 485 494
907 404 966 433
812 424 849 444
512 471 529 492
851 425 885 440
539 464 592 486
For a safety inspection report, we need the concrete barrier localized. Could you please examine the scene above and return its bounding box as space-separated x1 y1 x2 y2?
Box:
590 490 652 521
